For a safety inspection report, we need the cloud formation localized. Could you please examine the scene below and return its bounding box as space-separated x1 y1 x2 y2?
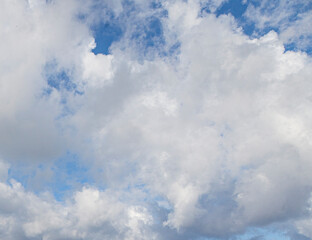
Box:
1 0 312 239
244 0 312 51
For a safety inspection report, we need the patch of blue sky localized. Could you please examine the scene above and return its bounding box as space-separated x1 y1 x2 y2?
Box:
7 163 34 189
130 16 165 50
90 0 312 58
90 1 128 56
284 35 312 55
200 0 254 38
91 21 123 55
233 227 290 240
216 0 248 18
47 70 75 92
44 61 82 95
214 0 260 36
7 152 94 201
250 0 312 17
133 17 181 60
44 62 76 92
197 227 291 240
126 2 168 57
214 0 312 54
91 0 179 59
42 61 83 120
50 151 94 201
150 1 163 10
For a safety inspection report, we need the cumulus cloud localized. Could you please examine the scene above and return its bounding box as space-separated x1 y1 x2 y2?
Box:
1 0 312 239
0 180 157 240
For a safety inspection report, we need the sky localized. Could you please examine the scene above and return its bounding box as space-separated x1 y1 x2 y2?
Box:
1 0 312 239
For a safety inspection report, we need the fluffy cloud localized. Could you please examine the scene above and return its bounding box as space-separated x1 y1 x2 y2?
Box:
1 0 312 239
0 179 156 240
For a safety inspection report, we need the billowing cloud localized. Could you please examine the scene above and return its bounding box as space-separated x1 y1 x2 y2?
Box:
0 179 156 240
1 0 312 239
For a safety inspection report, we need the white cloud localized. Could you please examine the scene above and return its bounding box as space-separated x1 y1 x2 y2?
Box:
0 0 93 163
82 52 114 87
1 0 312 239
78 3 312 237
0 181 156 240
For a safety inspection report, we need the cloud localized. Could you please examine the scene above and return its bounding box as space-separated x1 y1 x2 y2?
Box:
82 51 114 87
1 0 312 239
0 0 93 163
71 2 312 237
243 0 312 51
0 180 156 240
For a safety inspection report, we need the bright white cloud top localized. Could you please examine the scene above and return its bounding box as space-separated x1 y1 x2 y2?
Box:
1 0 312 239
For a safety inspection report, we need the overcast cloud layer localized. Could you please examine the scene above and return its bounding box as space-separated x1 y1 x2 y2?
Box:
1 0 312 239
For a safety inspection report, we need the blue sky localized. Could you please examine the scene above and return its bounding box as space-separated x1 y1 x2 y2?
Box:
90 0 312 56
1 0 312 239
